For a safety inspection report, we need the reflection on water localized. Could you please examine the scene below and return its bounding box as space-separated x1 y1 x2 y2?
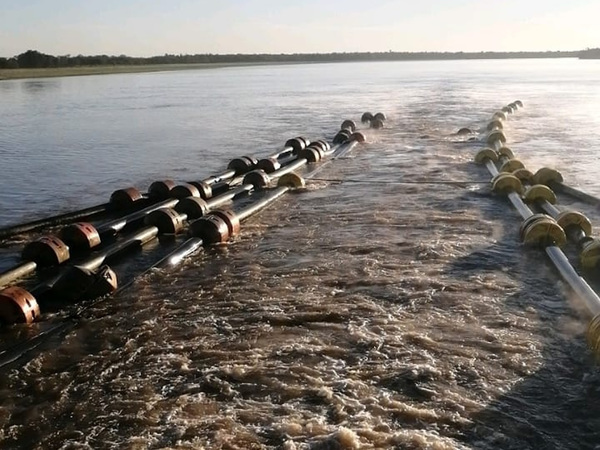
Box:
21 79 61 94
1 59 600 448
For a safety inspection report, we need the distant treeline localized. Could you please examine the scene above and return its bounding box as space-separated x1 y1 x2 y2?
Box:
1 48 598 69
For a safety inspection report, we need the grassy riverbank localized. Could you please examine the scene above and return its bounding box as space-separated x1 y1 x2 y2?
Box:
0 63 255 80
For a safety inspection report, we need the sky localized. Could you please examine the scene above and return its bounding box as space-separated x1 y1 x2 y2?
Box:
0 0 598 57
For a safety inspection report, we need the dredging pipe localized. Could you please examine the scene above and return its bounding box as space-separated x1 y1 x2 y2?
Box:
0 176 238 288
475 109 600 355
0 204 197 323
157 130 367 269
0 148 259 241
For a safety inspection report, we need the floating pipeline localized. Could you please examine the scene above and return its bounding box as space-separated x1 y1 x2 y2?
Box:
473 102 600 356
0 136 316 243
157 129 367 269
0 116 375 330
0 144 263 241
0 120 372 368
0 138 315 288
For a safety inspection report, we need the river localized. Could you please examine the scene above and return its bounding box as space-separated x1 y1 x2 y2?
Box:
1 59 600 449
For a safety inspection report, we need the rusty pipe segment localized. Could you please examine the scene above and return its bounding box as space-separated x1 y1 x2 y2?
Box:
0 235 71 289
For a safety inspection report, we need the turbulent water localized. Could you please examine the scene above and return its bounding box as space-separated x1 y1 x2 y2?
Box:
1 59 600 449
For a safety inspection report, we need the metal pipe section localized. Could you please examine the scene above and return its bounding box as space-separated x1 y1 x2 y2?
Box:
551 182 600 207
237 186 290 222
95 198 179 236
546 246 600 316
155 237 204 268
0 262 37 289
76 226 159 272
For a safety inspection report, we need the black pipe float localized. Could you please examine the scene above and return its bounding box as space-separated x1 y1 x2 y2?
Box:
0 120 377 368
474 103 600 354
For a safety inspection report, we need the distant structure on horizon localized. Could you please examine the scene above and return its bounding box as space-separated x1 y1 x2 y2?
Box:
1 48 598 69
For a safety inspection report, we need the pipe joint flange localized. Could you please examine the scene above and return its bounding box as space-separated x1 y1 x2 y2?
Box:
209 209 241 237
175 197 209 219
512 168 535 183
500 158 525 173
22 235 70 266
523 184 557 204
189 215 230 244
189 181 213 200
370 118 384 129
297 147 321 163
148 180 176 200
492 111 507 121
350 132 367 143
277 173 306 189
474 148 498 164
501 105 514 114
514 100 524 108
60 222 101 251
487 119 504 131
533 167 564 186
243 170 271 189
487 130 506 146
285 137 306 154
257 157 282 174
307 140 327 153
519 213 552 241
361 112 374 124
497 146 514 159
522 216 566 248
109 187 143 210
341 120 357 132
0 286 40 324
580 238 600 270
491 173 523 195
227 156 256 176
145 208 186 234
52 264 118 302
556 210 592 237
171 183 201 199
333 130 351 144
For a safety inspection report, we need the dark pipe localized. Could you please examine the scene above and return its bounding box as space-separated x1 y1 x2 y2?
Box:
550 181 600 207
0 203 110 240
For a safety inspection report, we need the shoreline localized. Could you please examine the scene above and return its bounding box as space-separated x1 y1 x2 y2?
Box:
0 56 590 81
0 62 277 81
